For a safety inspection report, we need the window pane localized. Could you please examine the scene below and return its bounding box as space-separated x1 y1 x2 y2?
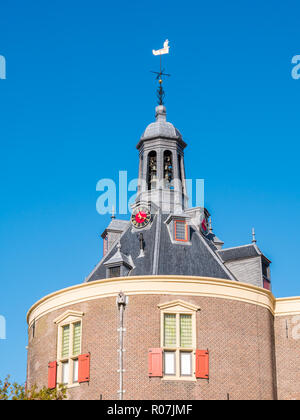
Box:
73 359 78 383
62 361 69 384
109 266 121 278
164 314 176 347
175 222 187 241
73 322 81 356
61 325 70 358
180 352 192 376
164 351 175 375
180 314 192 348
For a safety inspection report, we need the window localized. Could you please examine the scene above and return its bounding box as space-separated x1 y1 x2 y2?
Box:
164 351 176 375
159 300 199 381
61 361 69 385
109 265 121 278
58 321 81 385
262 260 271 290
54 311 84 387
262 262 270 279
73 359 79 383
163 313 193 377
165 215 191 245
174 220 188 242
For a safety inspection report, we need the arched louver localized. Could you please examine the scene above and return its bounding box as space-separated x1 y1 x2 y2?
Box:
163 150 173 188
147 151 157 190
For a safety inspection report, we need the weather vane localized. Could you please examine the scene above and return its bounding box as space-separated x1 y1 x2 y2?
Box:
151 40 170 105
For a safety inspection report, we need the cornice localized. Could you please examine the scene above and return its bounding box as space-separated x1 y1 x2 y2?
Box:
26 276 280 327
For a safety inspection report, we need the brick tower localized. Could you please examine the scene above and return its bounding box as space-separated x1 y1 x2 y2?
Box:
26 102 300 400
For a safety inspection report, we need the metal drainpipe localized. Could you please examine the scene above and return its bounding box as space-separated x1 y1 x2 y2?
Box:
117 292 127 400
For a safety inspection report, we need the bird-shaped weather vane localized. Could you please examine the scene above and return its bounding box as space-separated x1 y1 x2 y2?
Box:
151 40 171 105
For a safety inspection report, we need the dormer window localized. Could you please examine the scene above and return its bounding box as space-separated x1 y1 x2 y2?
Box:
165 214 191 245
104 242 134 278
109 265 121 278
174 220 188 242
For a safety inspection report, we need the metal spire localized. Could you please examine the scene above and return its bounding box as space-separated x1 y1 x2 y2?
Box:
151 40 171 105
111 206 116 220
151 67 170 105
252 227 257 244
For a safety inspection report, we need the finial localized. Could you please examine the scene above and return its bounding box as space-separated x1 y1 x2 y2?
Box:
252 227 257 244
155 105 167 121
111 206 116 220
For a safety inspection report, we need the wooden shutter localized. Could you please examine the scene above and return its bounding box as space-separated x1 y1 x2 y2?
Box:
195 350 209 379
78 353 90 383
48 361 57 389
148 348 163 377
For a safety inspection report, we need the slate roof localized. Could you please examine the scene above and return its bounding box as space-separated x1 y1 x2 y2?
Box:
217 244 261 262
101 219 129 238
141 121 182 141
136 105 187 149
86 212 234 282
104 246 132 268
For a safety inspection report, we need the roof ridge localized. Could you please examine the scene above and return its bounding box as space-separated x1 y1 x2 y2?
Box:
218 243 256 252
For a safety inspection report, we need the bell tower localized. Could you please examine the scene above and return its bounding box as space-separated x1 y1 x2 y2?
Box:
136 105 188 213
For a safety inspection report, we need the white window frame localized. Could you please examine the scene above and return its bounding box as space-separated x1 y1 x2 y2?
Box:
158 300 199 381
54 310 84 388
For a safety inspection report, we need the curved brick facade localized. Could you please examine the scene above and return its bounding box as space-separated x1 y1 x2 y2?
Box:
27 279 279 400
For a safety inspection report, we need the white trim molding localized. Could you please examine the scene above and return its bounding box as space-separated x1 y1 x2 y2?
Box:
54 310 84 325
274 297 300 317
158 300 200 313
27 276 279 327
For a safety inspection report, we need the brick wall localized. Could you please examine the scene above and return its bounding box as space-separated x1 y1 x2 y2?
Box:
274 315 300 400
27 294 277 400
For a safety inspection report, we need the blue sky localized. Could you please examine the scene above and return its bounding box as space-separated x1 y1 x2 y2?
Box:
0 0 299 383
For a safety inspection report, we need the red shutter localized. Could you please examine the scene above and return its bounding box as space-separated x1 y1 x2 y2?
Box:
48 361 57 389
196 350 209 379
148 348 163 377
78 353 90 383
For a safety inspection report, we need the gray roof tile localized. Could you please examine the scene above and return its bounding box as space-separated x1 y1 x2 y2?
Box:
217 245 261 262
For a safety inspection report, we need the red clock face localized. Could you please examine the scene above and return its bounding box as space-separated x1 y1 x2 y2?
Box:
135 211 147 224
131 206 151 229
